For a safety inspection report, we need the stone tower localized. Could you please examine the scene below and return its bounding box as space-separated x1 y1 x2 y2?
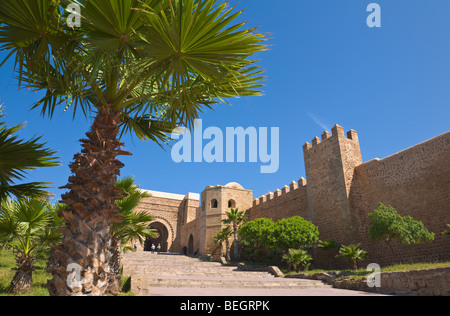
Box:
198 183 253 257
303 124 363 244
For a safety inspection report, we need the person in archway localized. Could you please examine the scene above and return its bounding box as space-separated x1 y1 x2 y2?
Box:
183 246 188 256
157 243 161 253
151 244 156 254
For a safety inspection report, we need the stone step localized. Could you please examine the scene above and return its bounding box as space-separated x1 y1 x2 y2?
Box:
125 270 274 279
134 275 328 291
133 276 329 292
124 261 226 267
124 253 332 296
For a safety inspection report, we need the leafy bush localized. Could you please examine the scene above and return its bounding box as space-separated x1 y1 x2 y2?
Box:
238 216 319 265
238 218 276 249
368 203 435 251
273 217 319 252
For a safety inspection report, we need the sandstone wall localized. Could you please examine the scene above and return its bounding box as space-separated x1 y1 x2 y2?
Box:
199 184 253 257
377 267 450 296
179 215 200 254
137 191 199 253
303 125 363 245
349 131 450 266
246 178 309 222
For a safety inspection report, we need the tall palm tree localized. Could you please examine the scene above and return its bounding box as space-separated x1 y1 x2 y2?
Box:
0 0 267 296
222 208 245 261
213 226 232 262
0 107 60 201
0 198 64 294
108 176 156 295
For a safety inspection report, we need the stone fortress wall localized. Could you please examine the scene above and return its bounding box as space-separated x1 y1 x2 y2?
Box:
244 125 450 267
137 125 450 267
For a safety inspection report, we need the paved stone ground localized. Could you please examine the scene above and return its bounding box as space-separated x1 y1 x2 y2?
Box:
123 252 390 297
148 287 390 296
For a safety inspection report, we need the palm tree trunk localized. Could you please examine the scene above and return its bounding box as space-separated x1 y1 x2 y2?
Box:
47 108 130 296
9 253 35 294
233 223 239 261
225 239 231 262
107 235 123 296
353 260 358 271
218 242 224 258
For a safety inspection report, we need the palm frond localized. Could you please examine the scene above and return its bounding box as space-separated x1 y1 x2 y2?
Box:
0 107 60 201
112 177 154 245
0 0 268 145
0 198 63 255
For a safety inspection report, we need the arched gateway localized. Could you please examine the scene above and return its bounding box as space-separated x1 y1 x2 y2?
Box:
144 222 169 252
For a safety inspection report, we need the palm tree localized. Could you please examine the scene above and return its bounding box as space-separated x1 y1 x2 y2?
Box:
0 107 60 202
0 198 64 294
282 249 312 273
222 208 245 261
108 176 156 295
213 226 232 262
336 244 368 271
0 0 267 296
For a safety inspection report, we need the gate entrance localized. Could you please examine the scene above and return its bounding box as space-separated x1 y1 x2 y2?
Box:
144 222 169 252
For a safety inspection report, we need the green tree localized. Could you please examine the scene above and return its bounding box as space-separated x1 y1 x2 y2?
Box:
443 225 450 236
282 249 312 273
238 218 276 250
108 176 156 295
0 198 64 294
336 244 367 271
213 226 232 262
368 203 435 252
273 217 319 252
0 0 267 296
222 208 246 261
0 107 60 202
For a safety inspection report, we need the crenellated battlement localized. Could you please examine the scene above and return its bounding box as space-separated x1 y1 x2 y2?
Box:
303 124 360 152
252 177 307 207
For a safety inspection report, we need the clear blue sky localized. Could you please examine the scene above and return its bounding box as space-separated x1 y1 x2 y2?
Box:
1 0 449 202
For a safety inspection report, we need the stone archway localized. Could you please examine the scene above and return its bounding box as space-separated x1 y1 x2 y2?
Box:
188 234 194 255
144 222 170 252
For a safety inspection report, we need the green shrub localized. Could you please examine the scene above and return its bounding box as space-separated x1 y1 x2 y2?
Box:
273 217 319 252
238 218 276 249
368 203 435 251
282 249 312 272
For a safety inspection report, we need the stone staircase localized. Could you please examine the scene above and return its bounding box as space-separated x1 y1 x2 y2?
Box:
123 252 331 296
